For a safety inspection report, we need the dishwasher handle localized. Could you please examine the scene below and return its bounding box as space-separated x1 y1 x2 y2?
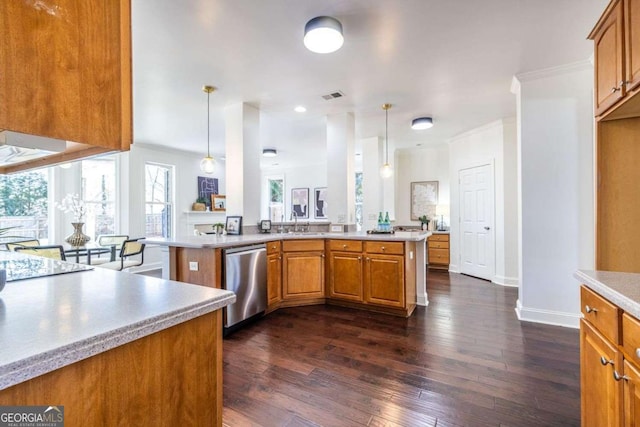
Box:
223 244 267 255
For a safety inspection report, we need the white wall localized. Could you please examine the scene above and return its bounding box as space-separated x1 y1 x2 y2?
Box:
395 145 449 227
260 163 327 223
513 61 594 328
449 118 518 286
125 143 227 270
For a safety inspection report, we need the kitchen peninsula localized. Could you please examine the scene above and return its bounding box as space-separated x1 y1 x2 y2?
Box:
0 252 235 426
146 231 429 317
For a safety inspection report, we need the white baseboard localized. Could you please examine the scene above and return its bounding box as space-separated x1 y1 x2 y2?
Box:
515 299 580 328
417 294 429 307
493 275 519 287
447 263 459 273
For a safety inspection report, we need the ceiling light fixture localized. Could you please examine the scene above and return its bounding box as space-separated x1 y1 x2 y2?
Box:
200 85 216 174
294 106 307 113
304 16 344 54
380 103 393 179
263 148 277 157
411 117 434 130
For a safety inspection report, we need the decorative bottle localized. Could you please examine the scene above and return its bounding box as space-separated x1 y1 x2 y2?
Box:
377 212 383 231
384 212 390 232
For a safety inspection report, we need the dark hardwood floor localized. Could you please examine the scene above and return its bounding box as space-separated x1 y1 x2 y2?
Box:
222 270 580 427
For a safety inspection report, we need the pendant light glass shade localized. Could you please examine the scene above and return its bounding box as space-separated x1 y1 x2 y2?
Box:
200 85 216 174
411 117 433 130
304 16 344 53
380 103 393 179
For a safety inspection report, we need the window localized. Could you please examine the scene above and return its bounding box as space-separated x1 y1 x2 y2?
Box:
145 163 173 238
81 156 117 239
0 169 49 240
355 172 363 230
267 176 284 222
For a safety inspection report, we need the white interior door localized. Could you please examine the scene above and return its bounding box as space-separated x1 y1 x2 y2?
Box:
459 164 495 281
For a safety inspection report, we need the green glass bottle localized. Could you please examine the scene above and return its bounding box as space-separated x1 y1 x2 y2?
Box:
377 212 383 229
384 212 390 231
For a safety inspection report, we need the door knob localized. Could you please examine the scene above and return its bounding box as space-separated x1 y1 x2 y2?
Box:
484 226 490 230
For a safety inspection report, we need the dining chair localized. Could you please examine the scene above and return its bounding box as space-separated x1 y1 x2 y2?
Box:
92 234 130 264
96 238 145 271
15 245 66 261
6 239 41 252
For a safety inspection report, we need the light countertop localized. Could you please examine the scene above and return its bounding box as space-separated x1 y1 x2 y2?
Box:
0 254 235 390
144 230 429 249
575 270 640 319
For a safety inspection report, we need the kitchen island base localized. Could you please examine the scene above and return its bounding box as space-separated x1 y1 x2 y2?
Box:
0 311 223 427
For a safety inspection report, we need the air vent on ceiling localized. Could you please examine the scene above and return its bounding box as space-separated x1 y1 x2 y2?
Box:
321 91 344 100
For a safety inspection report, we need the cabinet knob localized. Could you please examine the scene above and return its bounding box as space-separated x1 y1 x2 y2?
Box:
600 356 614 366
613 370 630 382
358 256 362 261
635 348 640 359
343 244 347 249
611 86 621 93
366 257 370 262
381 246 386 251
585 305 598 314
620 80 631 86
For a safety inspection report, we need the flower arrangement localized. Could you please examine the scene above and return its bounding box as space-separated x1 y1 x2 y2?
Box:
55 194 87 222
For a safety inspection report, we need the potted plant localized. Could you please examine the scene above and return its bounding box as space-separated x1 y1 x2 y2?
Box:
212 223 225 235
418 215 430 231
192 197 208 211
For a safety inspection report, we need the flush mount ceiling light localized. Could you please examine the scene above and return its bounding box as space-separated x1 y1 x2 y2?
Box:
294 105 307 113
263 148 277 157
200 85 216 174
411 117 434 130
380 103 393 179
304 16 344 54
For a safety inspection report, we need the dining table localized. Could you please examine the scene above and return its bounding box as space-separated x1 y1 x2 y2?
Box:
63 242 117 265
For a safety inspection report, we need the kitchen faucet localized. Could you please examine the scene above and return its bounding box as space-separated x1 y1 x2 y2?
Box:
290 211 298 233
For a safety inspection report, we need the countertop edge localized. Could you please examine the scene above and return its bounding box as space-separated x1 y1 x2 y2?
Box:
574 270 640 319
143 232 428 249
0 292 236 391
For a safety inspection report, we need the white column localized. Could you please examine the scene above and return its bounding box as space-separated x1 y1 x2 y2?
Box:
326 113 355 228
224 102 261 227
513 61 594 328
361 137 383 231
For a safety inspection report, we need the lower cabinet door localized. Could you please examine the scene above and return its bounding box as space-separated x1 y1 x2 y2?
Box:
581 319 622 427
282 251 325 299
624 359 640 427
328 252 363 302
267 253 282 307
363 254 404 308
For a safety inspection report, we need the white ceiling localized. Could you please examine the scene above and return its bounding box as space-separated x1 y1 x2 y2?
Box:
131 0 607 169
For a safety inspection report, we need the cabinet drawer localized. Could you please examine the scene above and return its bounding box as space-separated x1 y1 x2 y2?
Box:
364 241 404 255
428 248 449 264
428 240 449 249
622 313 640 364
282 239 324 252
327 239 363 253
428 234 449 242
266 240 281 254
580 286 620 344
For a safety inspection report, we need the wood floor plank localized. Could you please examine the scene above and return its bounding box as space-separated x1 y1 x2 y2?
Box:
222 271 580 426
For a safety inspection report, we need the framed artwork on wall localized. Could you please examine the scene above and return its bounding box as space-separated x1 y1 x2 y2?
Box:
410 181 439 220
314 187 327 219
197 176 218 207
211 194 226 211
291 188 309 219
225 216 242 235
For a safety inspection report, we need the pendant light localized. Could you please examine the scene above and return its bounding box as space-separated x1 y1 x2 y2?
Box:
304 16 344 53
380 103 393 179
200 85 216 174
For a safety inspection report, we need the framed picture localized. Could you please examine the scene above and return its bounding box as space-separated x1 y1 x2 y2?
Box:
291 188 309 219
197 176 219 207
314 187 327 219
410 181 439 220
225 216 242 235
211 194 226 211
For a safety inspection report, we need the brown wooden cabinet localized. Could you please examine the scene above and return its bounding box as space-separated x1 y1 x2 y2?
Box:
0 0 132 173
579 284 640 427
364 252 405 309
625 0 640 92
327 239 363 302
427 233 450 270
267 241 282 311
282 240 325 303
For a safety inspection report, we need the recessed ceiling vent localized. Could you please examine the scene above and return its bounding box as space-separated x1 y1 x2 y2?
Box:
321 91 344 100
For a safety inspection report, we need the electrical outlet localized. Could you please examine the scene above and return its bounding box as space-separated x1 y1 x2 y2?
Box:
189 261 199 271
331 225 344 232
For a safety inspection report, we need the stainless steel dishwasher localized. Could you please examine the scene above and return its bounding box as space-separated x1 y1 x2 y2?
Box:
222 244 267 333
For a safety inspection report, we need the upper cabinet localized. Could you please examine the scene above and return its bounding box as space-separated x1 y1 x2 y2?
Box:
625 0 640 92
590 0 625 116
0 0 132 173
